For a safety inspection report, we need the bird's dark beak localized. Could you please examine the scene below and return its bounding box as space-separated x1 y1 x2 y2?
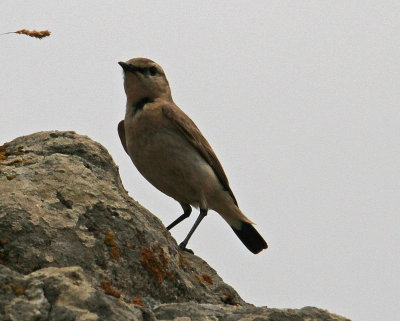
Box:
118 61 137 73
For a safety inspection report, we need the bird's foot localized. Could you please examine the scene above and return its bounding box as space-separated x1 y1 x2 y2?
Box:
179 242 194 254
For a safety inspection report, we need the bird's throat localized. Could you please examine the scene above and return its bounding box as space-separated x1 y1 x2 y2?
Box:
133 97 153 114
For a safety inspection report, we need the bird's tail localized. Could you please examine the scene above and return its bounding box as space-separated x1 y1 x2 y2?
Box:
216 200 268 254
231 221 268 254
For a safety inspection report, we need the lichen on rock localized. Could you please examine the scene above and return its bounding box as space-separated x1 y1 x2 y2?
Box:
0 131 351 321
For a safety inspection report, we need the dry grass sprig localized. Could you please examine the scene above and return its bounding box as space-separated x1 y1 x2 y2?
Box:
0 29 51 39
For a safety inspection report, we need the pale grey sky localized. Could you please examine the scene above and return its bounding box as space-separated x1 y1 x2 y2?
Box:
1 2 399 320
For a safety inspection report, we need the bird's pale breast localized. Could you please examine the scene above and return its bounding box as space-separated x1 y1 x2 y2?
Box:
125 105 223 208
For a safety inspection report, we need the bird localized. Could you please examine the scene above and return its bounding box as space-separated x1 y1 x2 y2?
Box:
117 57 267 254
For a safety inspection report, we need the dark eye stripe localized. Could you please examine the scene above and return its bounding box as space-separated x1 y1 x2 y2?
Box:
137 66 146 74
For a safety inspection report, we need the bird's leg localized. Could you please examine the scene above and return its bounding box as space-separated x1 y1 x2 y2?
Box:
167 204 192 230
179 209 207 253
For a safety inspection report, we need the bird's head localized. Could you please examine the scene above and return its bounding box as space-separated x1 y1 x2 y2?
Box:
118 58 172 103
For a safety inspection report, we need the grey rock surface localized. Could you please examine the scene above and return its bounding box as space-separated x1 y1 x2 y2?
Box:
154 303 350 321
0 265 144 321
0 131 351 321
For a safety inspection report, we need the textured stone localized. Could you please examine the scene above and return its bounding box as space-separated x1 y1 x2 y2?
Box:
0 131 351 321
153 303 350 321
0 265 144 321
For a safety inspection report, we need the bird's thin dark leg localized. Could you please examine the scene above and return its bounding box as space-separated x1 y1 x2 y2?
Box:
179 209 208 253
167 205 192 230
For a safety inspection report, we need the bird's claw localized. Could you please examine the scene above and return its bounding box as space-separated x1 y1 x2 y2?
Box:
179 243 194 254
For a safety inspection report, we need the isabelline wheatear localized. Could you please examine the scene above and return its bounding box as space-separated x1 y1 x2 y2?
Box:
118 58 267 254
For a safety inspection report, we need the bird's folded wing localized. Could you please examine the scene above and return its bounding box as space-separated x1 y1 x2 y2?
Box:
162 104 238 206
117 120 128 154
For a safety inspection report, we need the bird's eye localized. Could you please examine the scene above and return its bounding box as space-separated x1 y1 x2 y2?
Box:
149 66 157 76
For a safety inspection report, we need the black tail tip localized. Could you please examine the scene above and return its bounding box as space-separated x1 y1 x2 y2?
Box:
231 222 268 254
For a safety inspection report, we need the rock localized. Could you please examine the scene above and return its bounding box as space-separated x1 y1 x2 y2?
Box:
0 131 351 321
153 303 350 321
0 265 144 321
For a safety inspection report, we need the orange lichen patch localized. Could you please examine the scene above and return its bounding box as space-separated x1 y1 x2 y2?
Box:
0 144 24 164
130 298 144 307
193 274 202 283
0 238 8 245
193 273 213 285
139 246 174 283
3 284 10 291
101 280 120 298
222 292 239 306
110 246 120 259
139 248 163 283
104 231 116 246
0 144 10 162
6 174 15 180
202 274 213 285
104 232 120 259
12 284 25 296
